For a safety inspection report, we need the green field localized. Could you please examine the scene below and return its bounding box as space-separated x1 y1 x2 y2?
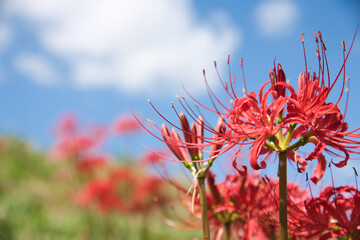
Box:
0 137 201 240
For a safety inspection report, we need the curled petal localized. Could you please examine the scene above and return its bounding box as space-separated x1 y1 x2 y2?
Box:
287 151 308 172
331 149 350 168
306 141 326 161
232 147 247 176
249 135 267 170
233 161 247 176
310 153 326 184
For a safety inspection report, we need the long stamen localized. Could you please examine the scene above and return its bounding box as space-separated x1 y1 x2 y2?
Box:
318 31 325 86
319 31 331 87
301 33 308 78
328 162 336 197
330 25 358 91
148 99 183 131
203 69 232 115
306 172 314 199
175 96 200 126
315 49 324 86
181 81 227 116
334 41 348 107
227 55 239 99
342 40 346 84
354 167 358 191
314 32 323 86
214 60 236 101
173 96 225 146
240 57 248 96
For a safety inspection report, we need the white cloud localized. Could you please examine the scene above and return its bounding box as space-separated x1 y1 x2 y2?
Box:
14 54 58 86
4 0 240 94
254 1 299 37
0 23 12 52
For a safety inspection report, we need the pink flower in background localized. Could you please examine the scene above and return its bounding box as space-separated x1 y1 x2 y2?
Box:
76 167 168 214
112 114 142 135
77 155 108 173
54 113 77 138
76 178 119 212
52 114 106 161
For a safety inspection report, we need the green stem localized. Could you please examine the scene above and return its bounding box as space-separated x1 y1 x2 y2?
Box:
198 176 211 240
283 124 296 147
270 224 276 240
223 222 231 240
279 152 288 240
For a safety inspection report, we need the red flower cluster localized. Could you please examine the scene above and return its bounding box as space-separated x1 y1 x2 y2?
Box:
52 114 107 171
188 170 360 239
187 171 311 239
204 171 276 239
52 114 170 216
53 113 143 174
288 185 360 239
76 167 168 214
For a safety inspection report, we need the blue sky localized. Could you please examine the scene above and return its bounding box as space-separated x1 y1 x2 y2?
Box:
0 0 359 184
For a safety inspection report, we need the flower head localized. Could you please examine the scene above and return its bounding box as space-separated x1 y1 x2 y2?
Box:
288 185 360 239
141 98 228 176
199 171 277 239
199 28 360 183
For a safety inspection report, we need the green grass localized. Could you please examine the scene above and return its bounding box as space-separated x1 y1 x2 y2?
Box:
0 137 201 240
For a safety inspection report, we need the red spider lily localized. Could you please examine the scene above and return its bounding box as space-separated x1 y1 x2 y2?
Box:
189 171 277 239
185 171 314 239
131 176 169 212
258 176 311 239
319 186 360 238
76 168 136 212
279 30 360 183
76 177 120 212
76 155 108 173
194 28 360 184
226 84 288 171
287 185 360 239
283 32 360 165
76 167 168 214
54 134 97 159
53 114 106 160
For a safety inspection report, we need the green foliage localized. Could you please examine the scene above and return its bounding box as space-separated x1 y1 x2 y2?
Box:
0 137 200 240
